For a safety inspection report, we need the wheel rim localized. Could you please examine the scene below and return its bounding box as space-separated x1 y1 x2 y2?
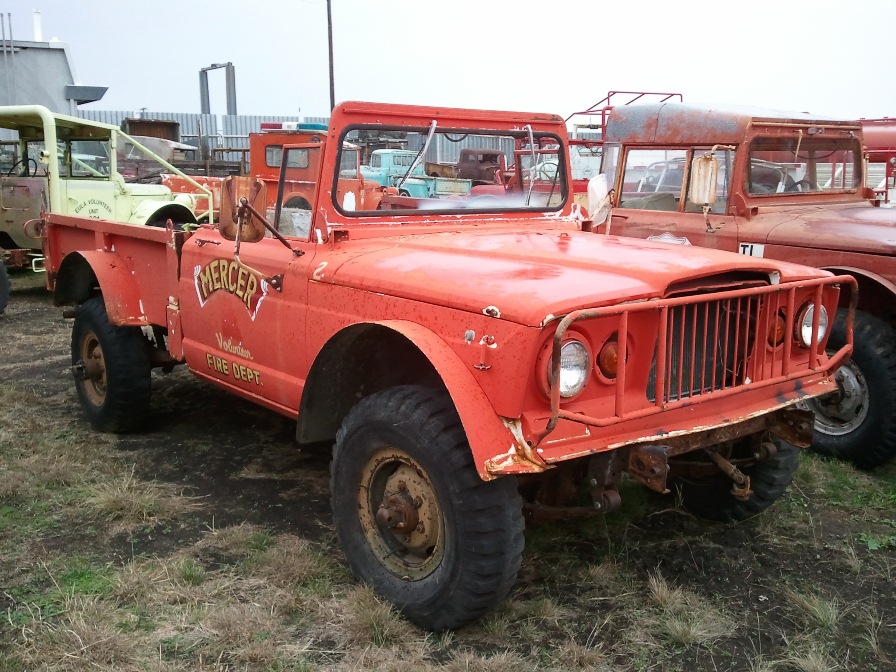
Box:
806 358 869 436
359 448 444 580
79 331 108 407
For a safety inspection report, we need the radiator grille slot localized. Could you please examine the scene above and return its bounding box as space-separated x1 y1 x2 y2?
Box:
648 296 757 404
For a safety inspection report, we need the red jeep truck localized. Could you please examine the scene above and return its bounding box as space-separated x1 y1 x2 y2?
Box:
582 100 895 469
42 101 853 630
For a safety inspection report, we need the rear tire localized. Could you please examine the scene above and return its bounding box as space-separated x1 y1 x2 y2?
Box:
330 385 524 630
805 310 896 469
71 296 151 432
671 439 800 522
0 264 9 314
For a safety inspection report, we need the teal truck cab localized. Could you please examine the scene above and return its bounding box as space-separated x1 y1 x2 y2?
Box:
360 148 471 198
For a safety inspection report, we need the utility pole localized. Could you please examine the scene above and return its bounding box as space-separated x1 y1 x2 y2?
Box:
327 0 335 111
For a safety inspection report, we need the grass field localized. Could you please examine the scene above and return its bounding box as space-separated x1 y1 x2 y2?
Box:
1 272 894 671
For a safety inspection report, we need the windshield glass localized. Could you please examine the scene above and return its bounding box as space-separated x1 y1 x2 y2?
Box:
335 123 567 216
747 136 862 195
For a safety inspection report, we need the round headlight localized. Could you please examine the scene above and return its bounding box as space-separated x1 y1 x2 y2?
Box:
797 304 829 347
558 340 590 398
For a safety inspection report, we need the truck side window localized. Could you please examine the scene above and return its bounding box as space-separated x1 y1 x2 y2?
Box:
746 136 862 195
684 147 734 214
266 145 309 169
619 149 687 211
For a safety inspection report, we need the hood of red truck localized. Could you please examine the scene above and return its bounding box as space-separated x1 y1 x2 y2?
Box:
322 224 829 326
758 203 896 255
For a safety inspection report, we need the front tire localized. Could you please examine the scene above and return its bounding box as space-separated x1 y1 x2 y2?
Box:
671 439 800 522
805 310 896 469
330 385 524 630
71 296 151 432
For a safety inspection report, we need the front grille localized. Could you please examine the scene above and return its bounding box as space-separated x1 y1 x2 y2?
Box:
648 296 757 403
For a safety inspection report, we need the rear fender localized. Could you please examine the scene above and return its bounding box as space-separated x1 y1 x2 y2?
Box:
54 250 147 325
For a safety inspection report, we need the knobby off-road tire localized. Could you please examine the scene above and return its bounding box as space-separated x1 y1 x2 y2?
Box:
805 309 896 470
71 296 151 432
672 440 800 522
330 385 525 631
0 264 9 314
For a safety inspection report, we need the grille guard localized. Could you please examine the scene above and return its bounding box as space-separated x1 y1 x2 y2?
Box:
538 275 857 445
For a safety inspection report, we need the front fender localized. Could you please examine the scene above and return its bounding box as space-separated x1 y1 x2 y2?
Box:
129 200 197 226
375 320 548 480
54 250 148 326
823 265 896 300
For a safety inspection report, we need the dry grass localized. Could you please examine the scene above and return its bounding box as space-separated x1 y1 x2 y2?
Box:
14 594 139 671
646 571 734 647
784 588 843 632
780 648 841 672
79 465 202 532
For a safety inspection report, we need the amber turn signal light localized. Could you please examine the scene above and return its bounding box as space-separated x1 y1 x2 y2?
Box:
597 339 619 379
767 314 786 347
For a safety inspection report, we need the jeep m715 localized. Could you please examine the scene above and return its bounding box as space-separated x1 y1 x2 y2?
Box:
41 101 853 629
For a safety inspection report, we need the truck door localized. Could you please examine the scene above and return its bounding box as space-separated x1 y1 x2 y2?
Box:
609 146 741 252
178 146 325 416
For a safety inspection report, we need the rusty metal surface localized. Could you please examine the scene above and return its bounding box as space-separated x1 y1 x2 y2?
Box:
603 103 858 146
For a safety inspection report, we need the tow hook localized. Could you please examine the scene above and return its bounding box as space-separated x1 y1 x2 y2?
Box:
704 449 753 501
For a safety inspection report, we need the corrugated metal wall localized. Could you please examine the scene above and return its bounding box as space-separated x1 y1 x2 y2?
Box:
77 110 314 161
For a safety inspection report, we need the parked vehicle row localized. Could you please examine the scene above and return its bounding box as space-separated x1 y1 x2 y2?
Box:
27 100 856 629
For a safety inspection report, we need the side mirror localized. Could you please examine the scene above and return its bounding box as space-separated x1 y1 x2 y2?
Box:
219 176 267 243
688 154 718 206
586 173 612 226
689 153 723 233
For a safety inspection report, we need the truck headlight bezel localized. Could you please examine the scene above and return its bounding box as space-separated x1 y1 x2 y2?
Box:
545 338 590 399
796 303 829 348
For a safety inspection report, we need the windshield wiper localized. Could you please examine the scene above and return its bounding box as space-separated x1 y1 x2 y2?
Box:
396 120 437 190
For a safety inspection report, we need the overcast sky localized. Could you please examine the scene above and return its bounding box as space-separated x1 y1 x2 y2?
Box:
8 0 896 121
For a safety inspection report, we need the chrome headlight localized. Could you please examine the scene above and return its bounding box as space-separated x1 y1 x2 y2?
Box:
558 340 590 398
797 304 829 347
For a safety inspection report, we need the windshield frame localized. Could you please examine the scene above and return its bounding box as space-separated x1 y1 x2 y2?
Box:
331 122 569 219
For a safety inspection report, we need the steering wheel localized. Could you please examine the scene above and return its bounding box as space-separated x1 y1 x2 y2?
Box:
785 179 817 192
537 161 558 180
6 157 39 177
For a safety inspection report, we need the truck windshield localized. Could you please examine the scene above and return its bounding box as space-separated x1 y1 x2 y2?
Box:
747 136 862 195
335 124 567 216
